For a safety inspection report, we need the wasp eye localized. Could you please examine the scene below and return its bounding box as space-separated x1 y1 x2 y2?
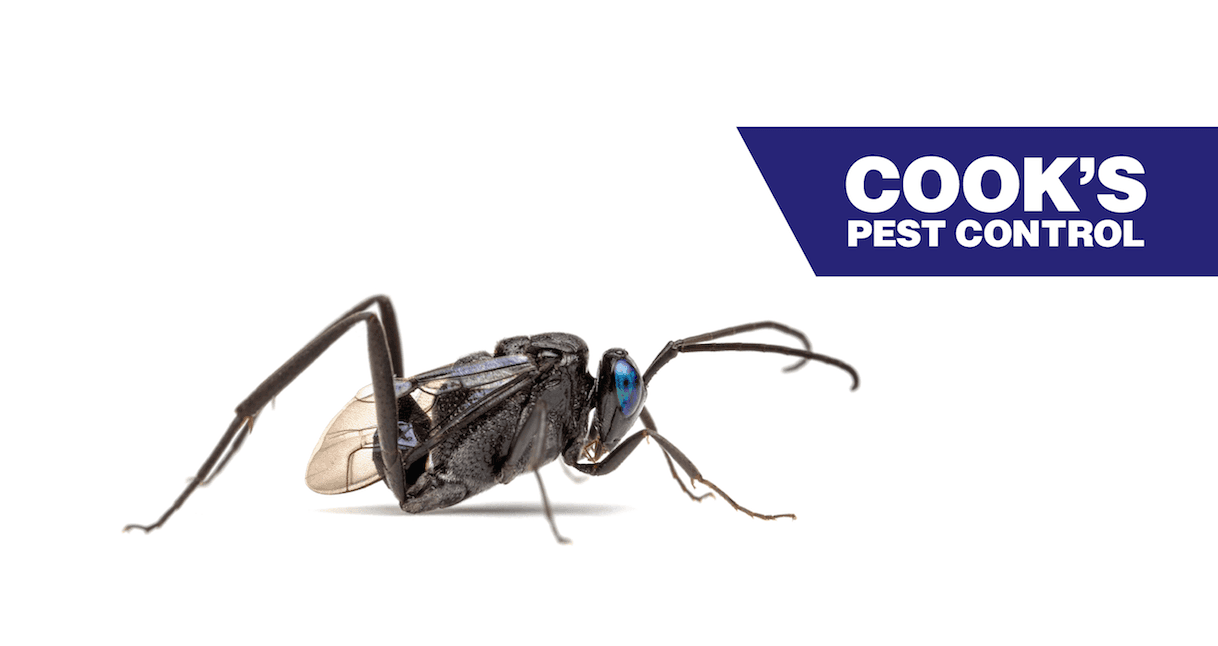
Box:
613 359 640 416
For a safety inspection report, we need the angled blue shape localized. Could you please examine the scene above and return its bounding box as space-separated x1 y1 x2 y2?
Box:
739 127 1218 276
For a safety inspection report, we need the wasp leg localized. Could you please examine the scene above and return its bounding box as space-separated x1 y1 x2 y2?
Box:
528 401 569 544
199 412 255 487
494 400 570 543
640 407 712 503
498 399 549 484
533 471 570 544
335 294 405 376
648 430 795 520
197 296 404 487
570 427 794 521
124 298 406 533
558 461 589 484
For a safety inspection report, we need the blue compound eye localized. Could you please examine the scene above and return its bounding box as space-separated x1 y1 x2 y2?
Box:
613 359 641 416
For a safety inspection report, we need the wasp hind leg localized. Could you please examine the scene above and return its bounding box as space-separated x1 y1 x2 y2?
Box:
400 476 469 514
124 296 406 533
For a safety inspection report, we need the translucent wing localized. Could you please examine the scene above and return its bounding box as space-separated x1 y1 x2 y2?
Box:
306 354 537 494
304 382 404 494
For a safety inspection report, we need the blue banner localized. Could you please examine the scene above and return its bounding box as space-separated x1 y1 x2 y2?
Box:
739 127 1217 276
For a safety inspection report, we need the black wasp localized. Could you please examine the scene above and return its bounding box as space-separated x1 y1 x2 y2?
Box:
125 295 858 542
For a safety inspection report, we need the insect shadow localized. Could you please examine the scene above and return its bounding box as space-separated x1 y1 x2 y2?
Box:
125 295 858 543
320 501 629 518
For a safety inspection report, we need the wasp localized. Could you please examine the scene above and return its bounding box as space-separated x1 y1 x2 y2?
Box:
125 295 858 542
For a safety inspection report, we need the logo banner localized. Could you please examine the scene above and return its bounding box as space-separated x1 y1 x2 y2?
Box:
739 127 1217 276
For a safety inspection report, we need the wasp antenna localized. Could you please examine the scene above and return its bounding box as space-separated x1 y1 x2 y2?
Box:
644 340 859 391
670 321 814 373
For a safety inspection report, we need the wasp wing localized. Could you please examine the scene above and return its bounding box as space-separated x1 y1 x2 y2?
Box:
305 385 401 495
306 355 538 494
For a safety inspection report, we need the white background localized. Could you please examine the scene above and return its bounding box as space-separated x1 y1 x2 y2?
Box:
3 2 1215 644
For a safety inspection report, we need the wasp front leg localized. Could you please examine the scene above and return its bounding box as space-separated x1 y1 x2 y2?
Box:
639 407 713 503
568 419 793 521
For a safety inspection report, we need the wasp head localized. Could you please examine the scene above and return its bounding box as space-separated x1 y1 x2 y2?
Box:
587 348 646 459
